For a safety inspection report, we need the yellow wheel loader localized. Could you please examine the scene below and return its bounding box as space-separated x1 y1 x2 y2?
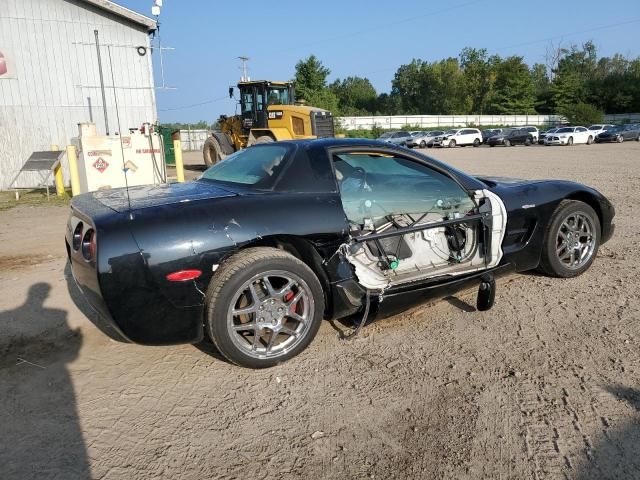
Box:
203 80 334 166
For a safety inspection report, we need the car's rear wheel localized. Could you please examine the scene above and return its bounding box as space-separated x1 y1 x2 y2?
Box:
473 138 480 147
420 140 426 148
587 135 593 145
539 200 600 278
448 139 456 148
205 247 324 368
504 139 511 147
525 137 532 146
617 135 624 143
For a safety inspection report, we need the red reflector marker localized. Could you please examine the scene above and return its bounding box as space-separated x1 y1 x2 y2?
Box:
166 270 202 282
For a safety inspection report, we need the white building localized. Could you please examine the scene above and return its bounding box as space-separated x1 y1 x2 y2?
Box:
0 0 157 190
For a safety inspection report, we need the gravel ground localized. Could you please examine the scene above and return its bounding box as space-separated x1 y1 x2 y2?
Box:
1 142 639 480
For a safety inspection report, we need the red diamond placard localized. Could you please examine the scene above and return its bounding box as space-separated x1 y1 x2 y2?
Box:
93 157 109 173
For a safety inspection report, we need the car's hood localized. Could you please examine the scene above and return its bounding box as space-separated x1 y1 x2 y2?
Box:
88 181 238 213
474 175 545 187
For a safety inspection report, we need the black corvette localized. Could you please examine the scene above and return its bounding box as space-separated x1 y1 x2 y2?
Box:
67 139 615 368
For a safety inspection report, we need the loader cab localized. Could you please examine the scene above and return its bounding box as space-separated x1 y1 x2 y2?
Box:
237 81 295 131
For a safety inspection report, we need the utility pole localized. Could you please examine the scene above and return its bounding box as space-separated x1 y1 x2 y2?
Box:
238 56 250 82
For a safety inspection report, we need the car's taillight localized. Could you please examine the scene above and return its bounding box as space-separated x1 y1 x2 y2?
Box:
81 228 96 261
73 222 83 251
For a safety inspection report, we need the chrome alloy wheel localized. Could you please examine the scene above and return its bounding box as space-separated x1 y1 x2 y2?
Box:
556 212 596 270
227 270 314 359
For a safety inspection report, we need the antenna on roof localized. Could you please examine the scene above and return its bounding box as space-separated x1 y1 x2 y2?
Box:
238 56 250 82
106 45 134 220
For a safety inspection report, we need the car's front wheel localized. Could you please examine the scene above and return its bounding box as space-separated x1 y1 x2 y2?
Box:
205 247 324 368
473 138 480 147
420 140 426 148
539 200 600 278
448 139 456 148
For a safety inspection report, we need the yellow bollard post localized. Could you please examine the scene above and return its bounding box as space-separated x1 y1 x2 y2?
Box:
67 145 81 196
173 139 185 183
51 144 65 196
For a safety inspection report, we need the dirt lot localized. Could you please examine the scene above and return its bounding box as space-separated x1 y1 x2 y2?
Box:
1 142 639 480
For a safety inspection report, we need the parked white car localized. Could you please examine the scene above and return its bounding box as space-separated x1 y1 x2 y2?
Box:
431 128 482 148
587 124 615 138
538 127 560 144
521 126 540 143
544 126 595 146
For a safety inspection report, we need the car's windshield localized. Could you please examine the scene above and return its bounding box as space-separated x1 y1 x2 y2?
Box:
588 125 602 130
502 128 517 135
444 129 458 135
200 144 290 186
610 126 624 132
378 132 393 139
557 127 574 133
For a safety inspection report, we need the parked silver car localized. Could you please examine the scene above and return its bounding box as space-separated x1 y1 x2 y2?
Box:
377 131 413 146
407 130 445 148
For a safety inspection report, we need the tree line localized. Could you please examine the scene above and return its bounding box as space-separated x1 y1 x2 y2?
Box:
293 42 640 125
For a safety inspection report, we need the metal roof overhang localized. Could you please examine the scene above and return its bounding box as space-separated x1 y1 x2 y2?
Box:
80 0 157 31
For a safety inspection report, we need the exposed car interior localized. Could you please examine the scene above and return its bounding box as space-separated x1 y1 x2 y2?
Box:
333 152 506 290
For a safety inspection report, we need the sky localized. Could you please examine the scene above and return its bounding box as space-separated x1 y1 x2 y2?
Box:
116 0 640 124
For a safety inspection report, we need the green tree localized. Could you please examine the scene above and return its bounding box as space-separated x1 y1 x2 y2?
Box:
330 76 378 115
487 56 536 114
293 55 331 102
560 102 603 125
391 57 469 114
531 63 553 113
459 47 496 114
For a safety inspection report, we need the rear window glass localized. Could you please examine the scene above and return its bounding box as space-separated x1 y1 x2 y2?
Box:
200 144 291 187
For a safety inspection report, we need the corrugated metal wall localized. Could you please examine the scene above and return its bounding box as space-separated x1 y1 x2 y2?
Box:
0 0 157 190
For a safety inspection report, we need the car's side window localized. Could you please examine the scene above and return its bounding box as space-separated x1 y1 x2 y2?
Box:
332 152 476 225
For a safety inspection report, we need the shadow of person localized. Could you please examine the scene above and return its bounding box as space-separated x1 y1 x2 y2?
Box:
0 282 90 479
575 385 640 480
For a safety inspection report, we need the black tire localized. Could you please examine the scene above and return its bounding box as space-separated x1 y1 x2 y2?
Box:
587 135 593 145
567 136 574 146
489 144 495 147
203 136 227 167
427 144 433 148
525 137 532 146
420 140 426 148
205 247 324 368
448 139 456 148
504 139 511 147
617 135 624 143
473 138 480 147
539 200 601 278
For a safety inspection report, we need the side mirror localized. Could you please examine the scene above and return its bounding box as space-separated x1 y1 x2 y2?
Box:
228 87 234 99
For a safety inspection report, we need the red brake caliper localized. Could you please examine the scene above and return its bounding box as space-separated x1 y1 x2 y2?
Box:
284 291 296 313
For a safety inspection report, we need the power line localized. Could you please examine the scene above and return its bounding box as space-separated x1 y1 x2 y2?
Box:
253 0 490 59
158 95 229 112
495 17 640 52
